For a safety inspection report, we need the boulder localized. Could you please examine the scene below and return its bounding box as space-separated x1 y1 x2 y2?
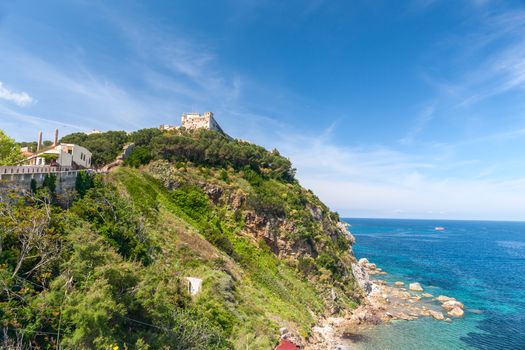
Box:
409 282 424 292
442 300 464 310
429 310 445 320
436 295 455 302
422 293 433 298
448 307 464 317
394 281 405 286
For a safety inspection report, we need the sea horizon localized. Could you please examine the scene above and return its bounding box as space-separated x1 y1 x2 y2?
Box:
344 217 525 224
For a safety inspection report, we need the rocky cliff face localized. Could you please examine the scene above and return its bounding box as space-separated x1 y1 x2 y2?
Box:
147 160 362 300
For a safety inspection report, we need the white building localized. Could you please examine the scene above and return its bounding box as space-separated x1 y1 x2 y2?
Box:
25 143 92 169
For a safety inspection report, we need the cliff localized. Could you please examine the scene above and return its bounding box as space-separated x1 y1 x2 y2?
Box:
0 129 361 349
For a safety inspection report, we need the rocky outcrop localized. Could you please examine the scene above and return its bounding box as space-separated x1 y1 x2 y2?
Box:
429 310 445 320
448 307 464 317
442 300 464 310
306 259 468 348
243 210 317 258
351 262 373 296
409 282 424 292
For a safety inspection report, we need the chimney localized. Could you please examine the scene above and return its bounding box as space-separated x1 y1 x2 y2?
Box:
37 131 43 152
53 128 59 146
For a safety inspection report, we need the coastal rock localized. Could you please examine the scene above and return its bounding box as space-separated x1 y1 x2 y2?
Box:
448 307 464 317
429 310 445 320
422 293 433 298
394 281 404 286
409 282 424 292
436 295 455 302
337 221 356 244
442 300 464 310
420 309 431 317
351 263 373 295
358 258 369 266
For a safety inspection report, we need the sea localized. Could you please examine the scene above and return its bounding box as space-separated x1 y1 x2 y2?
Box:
342 218 525 350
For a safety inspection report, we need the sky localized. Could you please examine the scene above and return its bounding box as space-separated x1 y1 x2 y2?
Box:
1 0 525 221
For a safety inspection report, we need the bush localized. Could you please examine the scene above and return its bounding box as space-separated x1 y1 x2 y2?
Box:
124 146 153 168
75 171 94 198
42 173 57 193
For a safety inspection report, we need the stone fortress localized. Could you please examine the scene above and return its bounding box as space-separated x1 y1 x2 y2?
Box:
160 111 225 134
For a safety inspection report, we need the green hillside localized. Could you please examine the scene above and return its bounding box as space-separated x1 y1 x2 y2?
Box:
1 129 361 349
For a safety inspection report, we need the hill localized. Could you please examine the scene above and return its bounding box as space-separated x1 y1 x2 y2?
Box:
0 128 361 349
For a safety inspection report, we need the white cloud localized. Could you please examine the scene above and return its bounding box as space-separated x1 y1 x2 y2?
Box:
0 81 35 107
275 128 525 221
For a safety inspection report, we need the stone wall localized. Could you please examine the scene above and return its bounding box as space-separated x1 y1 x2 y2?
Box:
0 166 89 194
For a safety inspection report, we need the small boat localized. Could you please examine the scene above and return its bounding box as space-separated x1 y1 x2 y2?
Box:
434 226 445 231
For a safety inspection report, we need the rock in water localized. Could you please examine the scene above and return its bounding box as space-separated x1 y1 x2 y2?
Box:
422 293 433 298
429 310 445 320
409 282 424 292
448 307 464 317
442 300 464 310
394 281 404 286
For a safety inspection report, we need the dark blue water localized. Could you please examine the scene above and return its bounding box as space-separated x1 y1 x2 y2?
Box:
345 218 525 350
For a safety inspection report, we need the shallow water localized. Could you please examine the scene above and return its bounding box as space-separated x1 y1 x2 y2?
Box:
344 218 525 350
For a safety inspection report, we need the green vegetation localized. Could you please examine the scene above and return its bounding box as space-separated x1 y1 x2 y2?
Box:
0 128 360 349
60 131 128 168
60 128 295 181
0 129 24 165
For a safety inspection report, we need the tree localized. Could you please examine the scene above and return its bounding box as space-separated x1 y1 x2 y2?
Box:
0 129 23 165
75 171 94 198
124 146 153 167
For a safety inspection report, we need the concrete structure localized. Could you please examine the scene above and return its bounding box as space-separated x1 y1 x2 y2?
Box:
185 277 203 296
160 111 225 134
25 143 92 169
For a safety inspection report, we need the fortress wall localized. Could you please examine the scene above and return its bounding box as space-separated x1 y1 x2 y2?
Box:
0 167 89 194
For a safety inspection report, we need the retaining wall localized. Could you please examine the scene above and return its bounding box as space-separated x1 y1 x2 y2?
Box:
0 166 89 194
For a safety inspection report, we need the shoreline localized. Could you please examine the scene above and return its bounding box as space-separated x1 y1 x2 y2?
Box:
303 258 466 349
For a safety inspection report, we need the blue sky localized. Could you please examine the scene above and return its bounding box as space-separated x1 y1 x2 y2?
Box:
1 0 525 220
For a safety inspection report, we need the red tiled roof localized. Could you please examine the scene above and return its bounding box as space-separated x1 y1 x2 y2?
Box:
275 339 300 350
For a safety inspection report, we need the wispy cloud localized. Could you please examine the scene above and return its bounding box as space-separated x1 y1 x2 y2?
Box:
276 127 525 220
423 7 525 108
400 102 437 144
0 81 35 107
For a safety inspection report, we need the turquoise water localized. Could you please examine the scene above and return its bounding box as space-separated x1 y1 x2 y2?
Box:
344 218 525 350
